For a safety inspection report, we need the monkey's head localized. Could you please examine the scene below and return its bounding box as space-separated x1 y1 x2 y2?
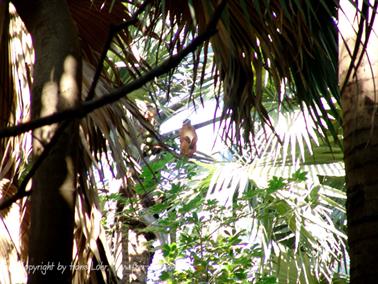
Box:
183 119 191 126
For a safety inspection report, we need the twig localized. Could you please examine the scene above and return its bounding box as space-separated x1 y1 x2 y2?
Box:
86 0 151 101
0 121 71 210
161 115 226 139
0 0 226 139
0 187 30 210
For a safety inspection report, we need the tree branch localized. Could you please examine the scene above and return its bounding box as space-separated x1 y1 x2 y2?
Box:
0 0 228 211
161 116 225 139
0 189 30 210
0 0 226 139
0 121 71 210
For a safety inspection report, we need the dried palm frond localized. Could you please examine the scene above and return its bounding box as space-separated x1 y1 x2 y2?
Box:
1 1 162 282
0 3 13 132
143 0 341 147
67 3 166 282
0 5 33 275
0 2 33 175
69 0 132 70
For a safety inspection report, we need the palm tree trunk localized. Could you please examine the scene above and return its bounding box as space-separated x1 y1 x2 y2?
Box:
12 0 81 283
339 1 378 282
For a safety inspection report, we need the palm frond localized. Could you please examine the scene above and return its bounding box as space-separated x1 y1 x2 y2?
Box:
242 104 344 187
147 0 341 146
0 3 13 131
1 2 155 281
68 0 132 69
203 162 347 283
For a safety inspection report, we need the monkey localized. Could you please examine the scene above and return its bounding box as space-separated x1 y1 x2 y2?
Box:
140 103 163 156
179 119 198 158
143 104 158 127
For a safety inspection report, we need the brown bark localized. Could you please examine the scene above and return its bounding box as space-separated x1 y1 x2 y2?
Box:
339 2 378 283
11 0 81 283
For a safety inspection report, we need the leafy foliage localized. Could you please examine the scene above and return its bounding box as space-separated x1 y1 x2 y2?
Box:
116 152 348 283
0 0 360 283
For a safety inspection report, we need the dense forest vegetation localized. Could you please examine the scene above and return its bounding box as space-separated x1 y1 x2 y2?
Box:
0 1 377 283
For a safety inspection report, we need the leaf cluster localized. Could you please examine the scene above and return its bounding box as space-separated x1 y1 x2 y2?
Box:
118 152 348 283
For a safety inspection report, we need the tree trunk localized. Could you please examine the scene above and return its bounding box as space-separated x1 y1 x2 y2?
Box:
12 0 81 283
339 2 378 283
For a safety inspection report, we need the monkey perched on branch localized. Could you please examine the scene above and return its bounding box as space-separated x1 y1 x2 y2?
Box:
179 119 198 158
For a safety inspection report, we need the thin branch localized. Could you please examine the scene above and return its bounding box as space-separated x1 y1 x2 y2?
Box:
0 0 227 139
86 0 151 101
0 188 30 210
0 121 71 210
161 115 225 139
